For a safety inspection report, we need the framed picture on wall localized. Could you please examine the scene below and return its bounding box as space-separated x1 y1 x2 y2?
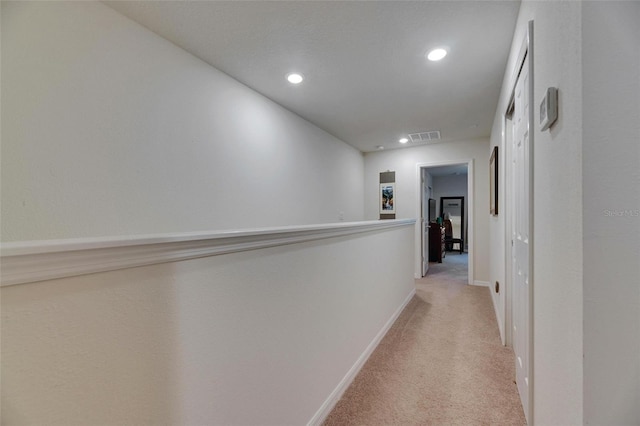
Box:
380 183 395 214
490 146 498 215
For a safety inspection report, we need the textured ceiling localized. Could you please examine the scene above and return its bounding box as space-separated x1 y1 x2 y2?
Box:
105 1 520 152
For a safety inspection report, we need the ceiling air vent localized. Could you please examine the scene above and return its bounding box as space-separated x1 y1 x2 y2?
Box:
408 131 441 143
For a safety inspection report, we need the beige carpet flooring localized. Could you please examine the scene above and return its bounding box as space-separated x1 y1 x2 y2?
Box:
323 253 526 425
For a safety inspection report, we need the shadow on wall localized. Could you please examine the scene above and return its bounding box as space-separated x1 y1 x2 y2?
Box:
1 263 181 424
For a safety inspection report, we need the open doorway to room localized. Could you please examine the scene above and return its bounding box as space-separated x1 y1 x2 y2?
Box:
417 161 472 284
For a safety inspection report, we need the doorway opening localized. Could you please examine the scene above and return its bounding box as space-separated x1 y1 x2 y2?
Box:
416 160 473 285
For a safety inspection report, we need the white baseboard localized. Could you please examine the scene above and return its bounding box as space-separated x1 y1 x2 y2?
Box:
481 280 505 344
307 288 416 426
490 289 506 345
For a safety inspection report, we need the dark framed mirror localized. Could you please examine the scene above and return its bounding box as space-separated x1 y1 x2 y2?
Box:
440 196 465 253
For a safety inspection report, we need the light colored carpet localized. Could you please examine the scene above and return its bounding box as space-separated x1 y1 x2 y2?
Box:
323 253 526 425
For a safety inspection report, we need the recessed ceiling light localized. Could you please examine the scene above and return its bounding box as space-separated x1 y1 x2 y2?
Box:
427 48 447 61
376 145 384 150
399 137 409 144
286 73 304 84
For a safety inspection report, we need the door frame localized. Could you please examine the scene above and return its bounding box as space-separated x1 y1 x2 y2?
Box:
415 159 474 285
504 20 534 424
420 168 431 277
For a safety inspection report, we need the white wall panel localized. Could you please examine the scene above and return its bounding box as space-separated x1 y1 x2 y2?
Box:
0 1 363 242
582 2 640 424
1 223 415 425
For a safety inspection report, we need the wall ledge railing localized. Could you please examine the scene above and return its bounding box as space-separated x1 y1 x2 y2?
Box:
0 219 415 287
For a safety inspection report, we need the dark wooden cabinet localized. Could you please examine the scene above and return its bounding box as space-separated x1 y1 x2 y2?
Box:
429 222 445 263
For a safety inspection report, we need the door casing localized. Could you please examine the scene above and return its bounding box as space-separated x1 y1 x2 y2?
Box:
415 159 474 284
504 20 534 425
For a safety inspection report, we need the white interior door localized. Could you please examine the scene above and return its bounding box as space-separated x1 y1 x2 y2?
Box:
422 221 429 276
511 51 531 423
421 174 429 276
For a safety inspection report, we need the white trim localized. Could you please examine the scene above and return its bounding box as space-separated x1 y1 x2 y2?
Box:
504 96 513 348
0 219 415 287
526 21 535 426
467 159 475 286
308 288 416 426
415 159 474 285
472 280 490 287
489 282 505 342
503 21 535 425
505 19 532 350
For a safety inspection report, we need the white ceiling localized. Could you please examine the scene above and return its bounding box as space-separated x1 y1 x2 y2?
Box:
105 1 520 153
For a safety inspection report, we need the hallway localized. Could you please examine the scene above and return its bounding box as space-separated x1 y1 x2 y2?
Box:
323 254 526 425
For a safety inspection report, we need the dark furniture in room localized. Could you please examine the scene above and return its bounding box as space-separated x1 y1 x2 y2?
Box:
429 222 445 263
443 219 464 254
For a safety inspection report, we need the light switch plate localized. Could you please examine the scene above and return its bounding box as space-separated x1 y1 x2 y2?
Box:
540 87 558 131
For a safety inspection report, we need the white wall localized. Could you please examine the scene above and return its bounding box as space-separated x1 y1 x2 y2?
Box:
363 138 489 282
490 1 639 423
531 5 585 422
489 1 584 423
1 3 409 424
0 1 364 243
433 174 467 217
582 2 640 424
1 225 416 425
